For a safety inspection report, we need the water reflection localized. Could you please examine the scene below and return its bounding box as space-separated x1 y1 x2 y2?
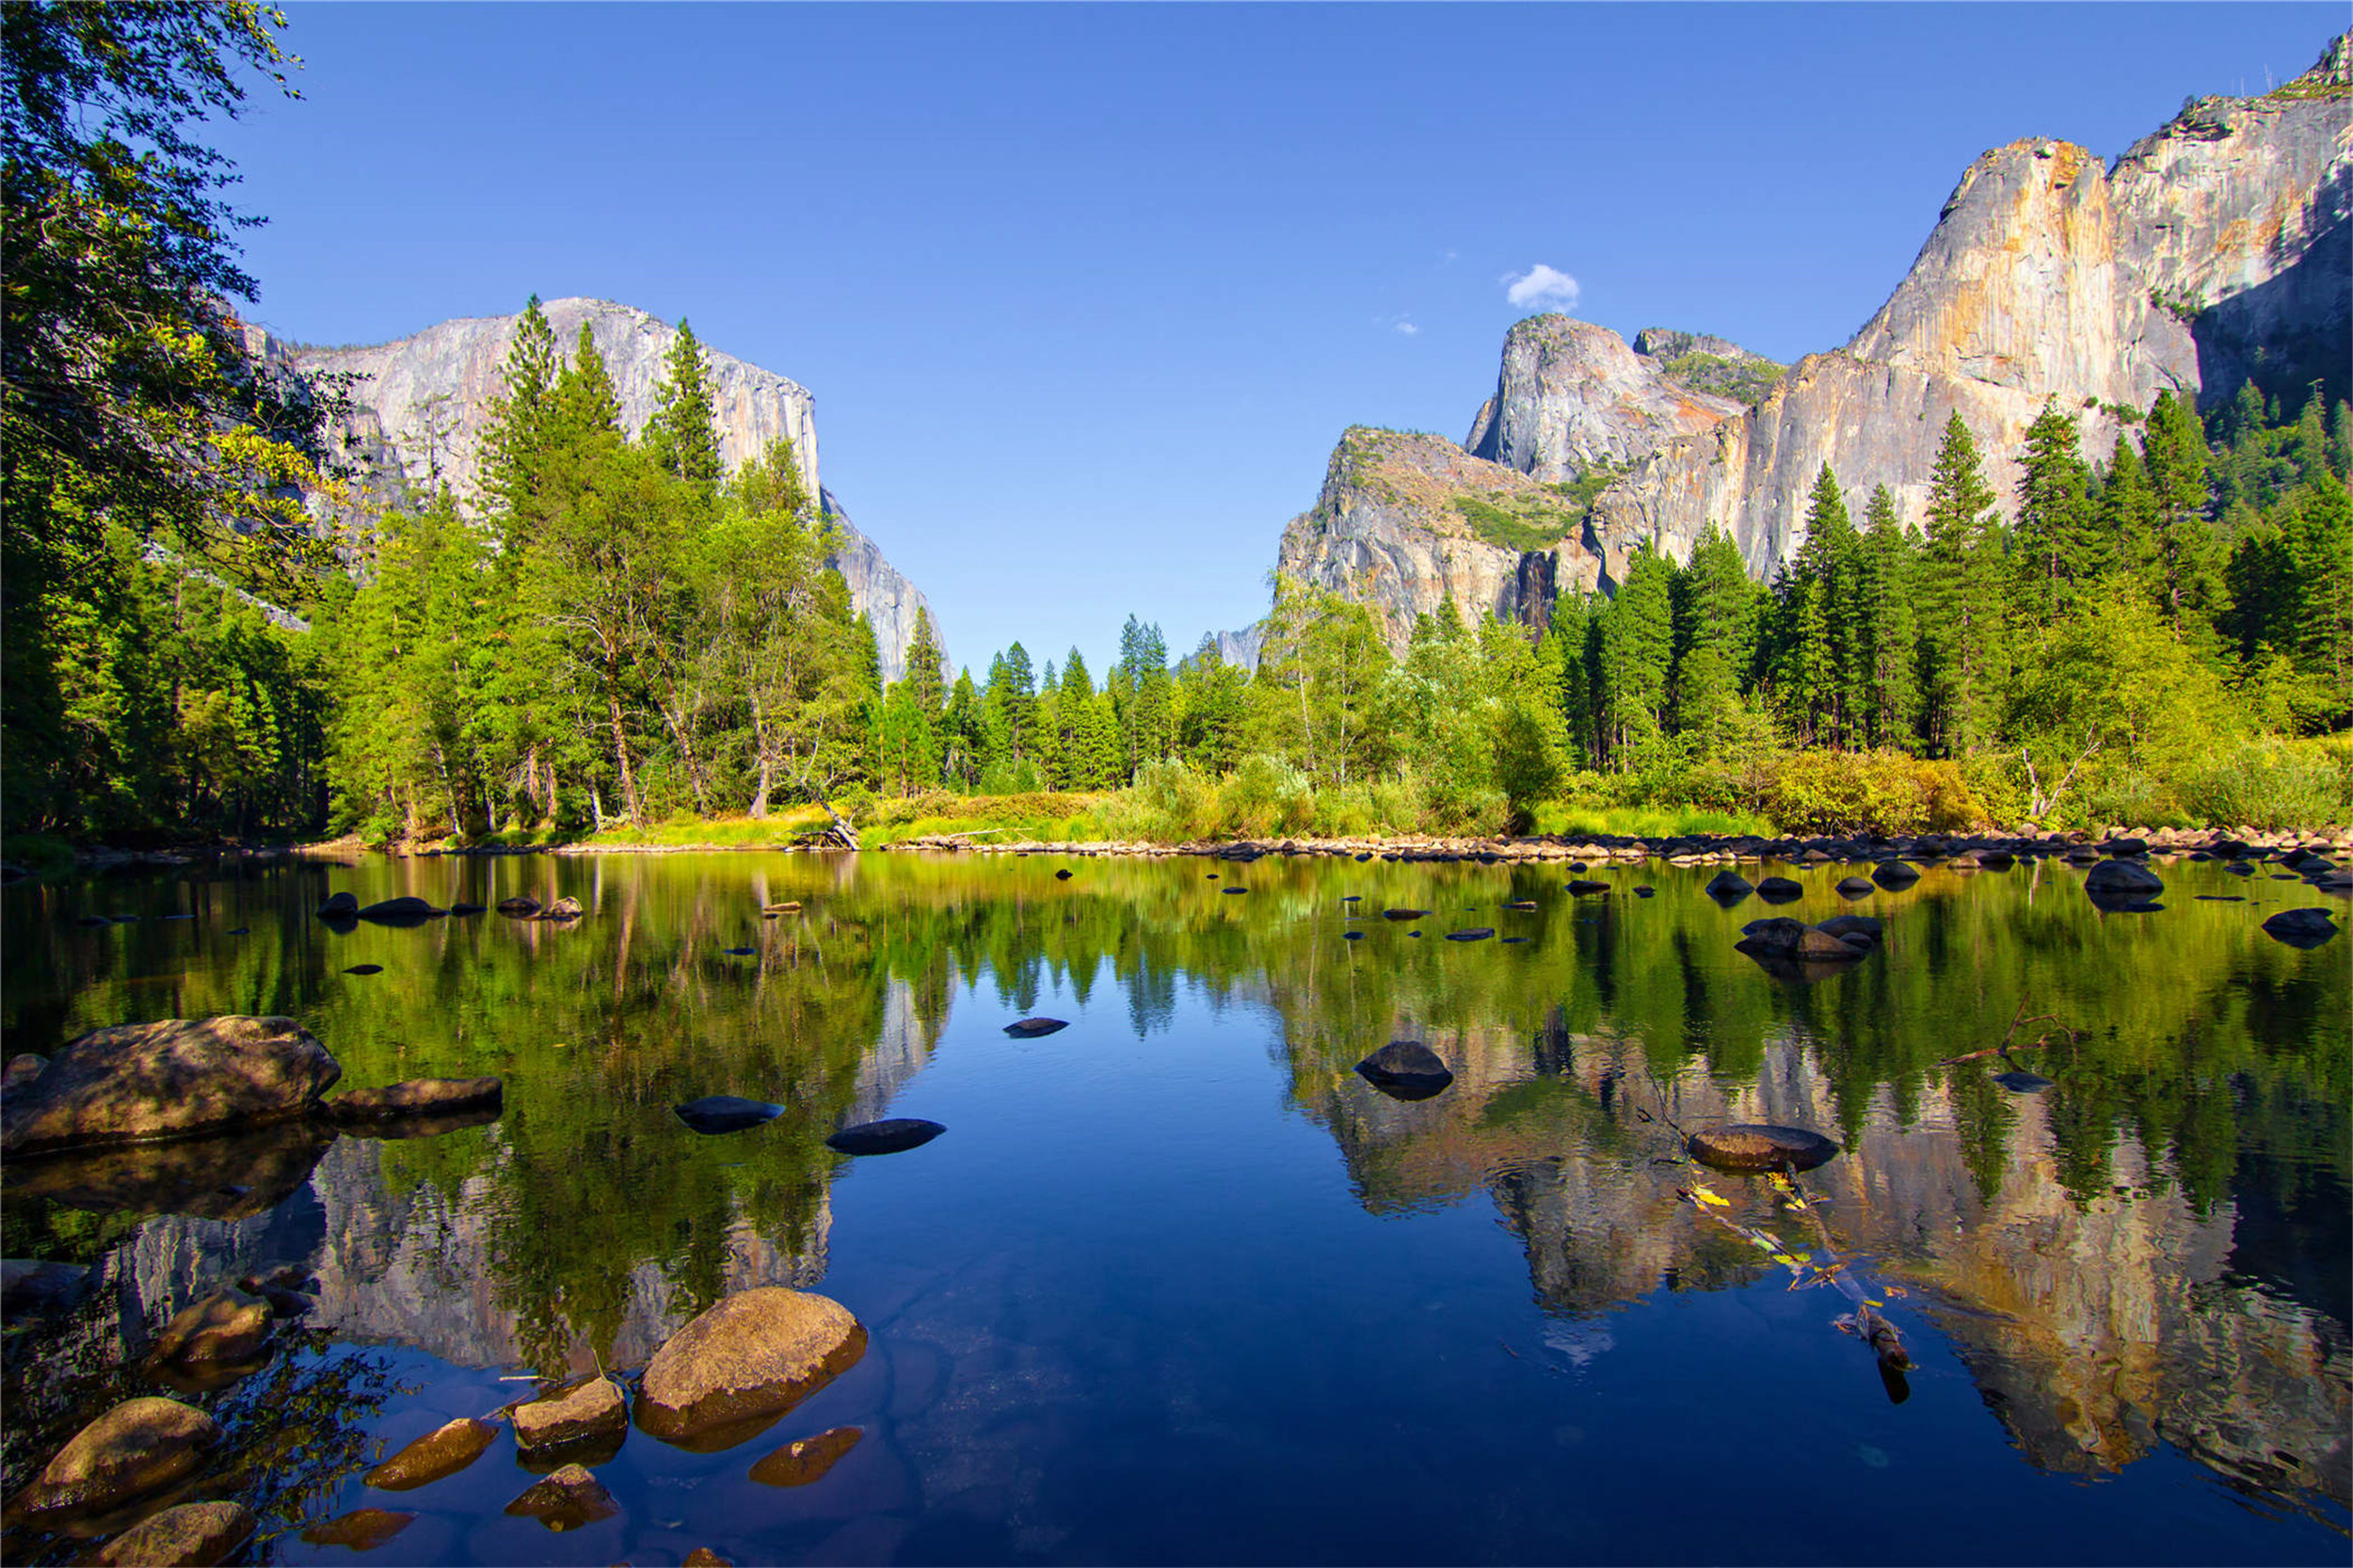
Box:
3 848 2346 1557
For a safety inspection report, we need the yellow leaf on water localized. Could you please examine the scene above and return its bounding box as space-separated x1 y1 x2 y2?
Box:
1688 1185 1731 1208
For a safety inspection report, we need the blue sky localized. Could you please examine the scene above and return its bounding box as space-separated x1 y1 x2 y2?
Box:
213 3 2342 677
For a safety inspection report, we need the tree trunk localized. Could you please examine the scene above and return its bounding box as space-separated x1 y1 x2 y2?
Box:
606 685 641 824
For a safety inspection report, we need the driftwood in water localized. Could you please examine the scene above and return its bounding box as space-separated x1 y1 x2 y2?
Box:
1937 994 2082 1067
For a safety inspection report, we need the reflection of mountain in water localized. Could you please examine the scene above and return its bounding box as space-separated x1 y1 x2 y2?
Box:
1294 1010 2352 1512
89 977 943 1375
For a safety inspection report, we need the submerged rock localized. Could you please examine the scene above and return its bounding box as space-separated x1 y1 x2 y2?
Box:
637 1288 867 1446
4 1053 47 1096
1870 861 1919 888
504 1463 617 1531
300 1508 416 1551
1814 914 1883 940
316 892 359 919
91 1499 254 1566
1566 880 1609 895
1687 1124 1840 1174
147 1287 273 1372
8 1397 221 1521
4 1118 336 1221
344 964 383 976
539 895 584 920
331 1078 503 1123
1382 907 1430 921
513 1376 628 1457
1993 1069 2055 1093
363 1416 497 1491
1445 927 1495 942
674 1096 783 1135
720 946 757 956
1002 1017 1068 1038
825 1118 945 1156
2261 907 2338 949
2 1258 91 1323
495 895 541 918
2 1016 339 1159
447 902 487 917
1835 876 1875 898
1354 1041 1454 1099
1756 876 1803 902
749 1425 863 1488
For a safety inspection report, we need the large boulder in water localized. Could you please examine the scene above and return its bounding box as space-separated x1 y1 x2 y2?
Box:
1354 1041 1454 1100
539 895 584 920
363 1416 496 1491
2083 859 2163 898
1704 870 1753 900
1870 860 1919 888
355 896 443 924
2 1016 339 1159
2261 907 2338 949
496 895 541 918
1688 1124 1840 1174
147 1287 273 1372
90 1499 255 1566
504 1463 617 1531
637 1288 866 1446
315 891 359 919
8 1396 221 1521
825 1118 945 1156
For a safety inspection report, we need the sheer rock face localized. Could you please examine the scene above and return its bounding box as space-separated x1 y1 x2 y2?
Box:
1591 44 2352 584
1270 429 1605 653
820 489 943 685
284 297 821 508
264 298 941 680
1464 314 1748 482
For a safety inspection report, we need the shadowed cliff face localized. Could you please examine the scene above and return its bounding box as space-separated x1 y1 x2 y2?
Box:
1590 37 2352 584
259 298 942 680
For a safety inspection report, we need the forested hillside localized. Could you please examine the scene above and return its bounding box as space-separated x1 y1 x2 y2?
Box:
2 6 2346 856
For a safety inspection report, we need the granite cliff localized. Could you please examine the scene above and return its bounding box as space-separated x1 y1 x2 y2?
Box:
1259 34 2349 633
268 297 942 681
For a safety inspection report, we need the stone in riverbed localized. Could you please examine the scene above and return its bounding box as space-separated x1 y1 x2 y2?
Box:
2 1258 91 1323
674 1096 783 1135
825 1118 945 1156
1687 1124 1839 1174
1354 1041 1454 1099
1993 1069 2054 1093
2 1016 339 1159
91 1499 255 1566
363 1416 497 1491
1002 1017 1068 1038
512 1375 628 1457
4 1053 48 1096
448 902 487 917
330 1078 502 1123
496 895 541 917
355 896 444 924
504 1463 617 1531
1755 876 1803 903
1814 915 1882 940
7 1396 221 1521
1382 907 1430 920
538 895 584 920
2083 858 2164 898
749 1426 863 1488
1633 886 1655 898
1567 880 1609 895
1835 877 1875 898
316 892 359 919
1870 861 1919 888
636 1288 868 1446
148 1287 273 1371
1704 870 1753 900
300 1508 416 1551
7 1118 335 1221
2261 907 2338 949
1445 927 1495 941
1502 900 1539 911
762 901 803 915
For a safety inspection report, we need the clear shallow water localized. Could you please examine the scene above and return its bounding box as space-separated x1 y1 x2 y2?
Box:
3 849 2346 1564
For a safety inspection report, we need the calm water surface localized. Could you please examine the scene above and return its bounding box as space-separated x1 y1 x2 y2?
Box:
3 849 2347 1564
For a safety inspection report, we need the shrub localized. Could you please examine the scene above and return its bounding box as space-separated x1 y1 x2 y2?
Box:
2176 737 2351 829
1762 750 1993 837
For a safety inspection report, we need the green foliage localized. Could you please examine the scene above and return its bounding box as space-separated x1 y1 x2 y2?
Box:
1761 750 1994 836
1657 351 1785 408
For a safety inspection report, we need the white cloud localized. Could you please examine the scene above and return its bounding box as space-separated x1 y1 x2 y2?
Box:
1502 264 1580 310
1394 319 1421 336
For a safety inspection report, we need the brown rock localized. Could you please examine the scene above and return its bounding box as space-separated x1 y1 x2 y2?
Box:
683 1550 734 1567
148 1288 273 1369
91 1499 254 1566
8 1397 221 1521
513 1376 627 1456
637 1288 866 1446
1687 1124 1840 1174
300 1507 416 1551
504 1463 616 1531
748 1426 862 1489
539 895 584 920
2 1016 340 1158
362 1416 497 1491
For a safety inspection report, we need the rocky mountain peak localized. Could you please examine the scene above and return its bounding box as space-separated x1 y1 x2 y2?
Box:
1464 314 1745 482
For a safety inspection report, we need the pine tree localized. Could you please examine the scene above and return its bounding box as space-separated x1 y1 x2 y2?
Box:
1596 546 1674 769
902 606 946 716
1855 486 1921 748
2143 390 2218 635
479 296 560 536
1918 410 2003 754
1670 524 1761 751
1538 592 1598 766
1778 464 1860 745
552 323 623 440
646 320 722 492
2097 433 2159 581
2010 400 2095 626
1114 615 1173 778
